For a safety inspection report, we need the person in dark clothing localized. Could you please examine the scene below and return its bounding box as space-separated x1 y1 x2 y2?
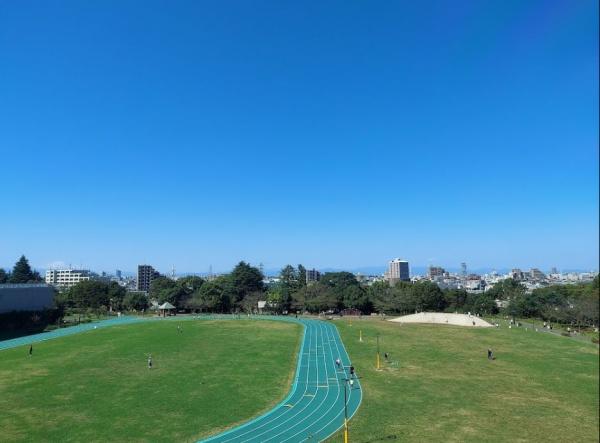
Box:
487 348 493 360
29 345 33 356
350 365 355 378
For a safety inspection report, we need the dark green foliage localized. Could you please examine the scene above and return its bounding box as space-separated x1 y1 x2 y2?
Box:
149 276 208 308
229 261 264 304
187 277 231 312
0 308 62 334
60 280 127 311
297 264 307 288
8 255 42 283
122 291 149 311
0 268 8 283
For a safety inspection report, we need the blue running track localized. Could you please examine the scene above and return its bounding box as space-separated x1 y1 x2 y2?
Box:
0 315 362 442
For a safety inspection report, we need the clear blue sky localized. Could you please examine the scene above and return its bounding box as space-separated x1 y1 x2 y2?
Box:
1 0 598 274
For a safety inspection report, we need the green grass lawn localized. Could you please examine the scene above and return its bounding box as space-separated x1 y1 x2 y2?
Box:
329 318 599 443
0 319 300 442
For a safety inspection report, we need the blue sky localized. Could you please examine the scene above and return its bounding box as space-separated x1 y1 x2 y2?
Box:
0 0 598 274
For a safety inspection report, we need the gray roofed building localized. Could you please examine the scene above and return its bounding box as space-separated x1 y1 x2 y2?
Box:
0 284 56 313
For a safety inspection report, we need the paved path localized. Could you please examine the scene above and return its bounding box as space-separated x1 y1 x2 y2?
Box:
0 315 362 442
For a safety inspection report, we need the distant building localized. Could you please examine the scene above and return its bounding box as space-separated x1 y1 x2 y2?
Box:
0 284 56 313
529 268 545 281
461 262 467 276
45 269 91 288
306 268 321 283
510 268 524 281
386 258 410 284
428 266 446 278
116 270 122 280
137 265 160 292
550 267 558 275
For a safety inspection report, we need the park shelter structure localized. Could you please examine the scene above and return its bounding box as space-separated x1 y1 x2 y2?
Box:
158 302 176 317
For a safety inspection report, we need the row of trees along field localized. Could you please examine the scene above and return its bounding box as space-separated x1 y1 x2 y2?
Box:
51 261 598 328
0 255 44 284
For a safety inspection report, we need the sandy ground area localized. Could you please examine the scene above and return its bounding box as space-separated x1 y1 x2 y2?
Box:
389 312 494 327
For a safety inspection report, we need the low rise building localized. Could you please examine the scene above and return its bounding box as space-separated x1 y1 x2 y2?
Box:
0 284 56 313
45 269 91 288
306 268 321 283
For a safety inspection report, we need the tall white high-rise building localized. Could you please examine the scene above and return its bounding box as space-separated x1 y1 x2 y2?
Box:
385 258 410 283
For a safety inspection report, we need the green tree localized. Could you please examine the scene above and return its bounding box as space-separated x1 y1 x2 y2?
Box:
150 277 190 307
0 268 8 283
412 281 446 311
320 272 360 309
443 289 468 311
188 278 231 312
368 281 393 313
280 265 298 290
66 280 126 310
342 285 372 313
9 255 40 283
297 265 307 288
230 261 264 305
123 292 149 311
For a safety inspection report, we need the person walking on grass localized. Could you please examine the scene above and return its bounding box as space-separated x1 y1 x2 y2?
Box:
487 348 494 360
29 345 32 356
148 354 153 369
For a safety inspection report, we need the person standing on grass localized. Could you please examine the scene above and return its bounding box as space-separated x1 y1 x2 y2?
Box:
487 348 493 360
148 354 153 369
29 345 32 356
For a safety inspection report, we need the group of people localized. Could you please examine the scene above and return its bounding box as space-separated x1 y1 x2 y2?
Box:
335 357 356 388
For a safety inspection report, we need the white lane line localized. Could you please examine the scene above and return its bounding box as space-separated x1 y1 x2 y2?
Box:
309 324 363 442
297 322 349 443
247 321 326 442
279 322 343 442
214 320 314 443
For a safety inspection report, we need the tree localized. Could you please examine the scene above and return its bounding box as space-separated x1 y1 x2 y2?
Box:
230 261 264 305
123 292 149 311
444 289 468 311
188 279 231 312
280 265 299 290
297 265 307 288
368 281 393 313
342 285 372 313
66 280 126 310
0 268 8 284
150 277 190 307
177 276 205 292
9 255 41 283
320 272 360 309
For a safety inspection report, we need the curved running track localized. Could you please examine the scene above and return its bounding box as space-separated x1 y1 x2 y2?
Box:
0 315 362 442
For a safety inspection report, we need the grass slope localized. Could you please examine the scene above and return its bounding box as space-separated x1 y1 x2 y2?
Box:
0 319 300 442
330 319 599 442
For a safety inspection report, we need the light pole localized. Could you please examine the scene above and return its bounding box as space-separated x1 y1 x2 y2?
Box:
376 333 381 370
340 376 350 443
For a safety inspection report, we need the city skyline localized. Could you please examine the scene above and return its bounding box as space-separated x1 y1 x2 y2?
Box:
1 1 598 272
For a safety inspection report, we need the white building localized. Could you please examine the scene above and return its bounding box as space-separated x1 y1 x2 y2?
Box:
385 258 410 283
45 269 91 288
